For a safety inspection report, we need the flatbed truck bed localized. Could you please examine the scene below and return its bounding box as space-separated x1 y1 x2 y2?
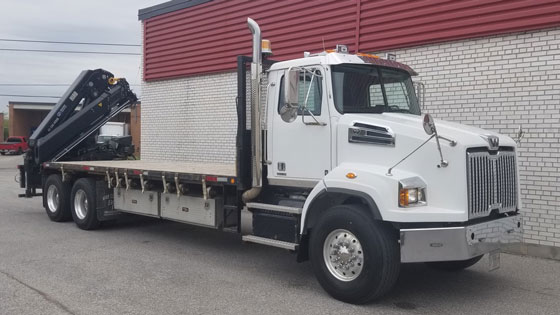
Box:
44 160 237 185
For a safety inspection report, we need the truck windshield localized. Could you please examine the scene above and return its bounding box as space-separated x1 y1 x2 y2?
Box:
331 64 420 115
6 137 22 143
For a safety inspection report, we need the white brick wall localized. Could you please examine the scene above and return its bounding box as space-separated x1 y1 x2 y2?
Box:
378 27 560 247
141 72 239 163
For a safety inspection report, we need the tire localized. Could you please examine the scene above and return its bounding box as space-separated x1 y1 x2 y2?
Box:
70 178 100 230
309 204 400 304
0 152 4 155
426 255 483 271
43 174 72 222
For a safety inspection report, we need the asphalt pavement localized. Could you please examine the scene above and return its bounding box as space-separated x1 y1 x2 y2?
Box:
1 154 559 315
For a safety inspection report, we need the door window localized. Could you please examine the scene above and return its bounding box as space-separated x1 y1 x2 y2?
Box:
278 70 322 116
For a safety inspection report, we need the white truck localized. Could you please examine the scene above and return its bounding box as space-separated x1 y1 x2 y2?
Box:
97 122 129 144
19 19 522 304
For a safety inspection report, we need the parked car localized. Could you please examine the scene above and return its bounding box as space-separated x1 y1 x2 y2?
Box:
0 136 29 155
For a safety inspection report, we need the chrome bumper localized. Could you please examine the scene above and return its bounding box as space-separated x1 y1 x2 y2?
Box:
400 215 522 263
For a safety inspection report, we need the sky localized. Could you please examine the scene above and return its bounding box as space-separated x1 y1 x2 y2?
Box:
0 0 163 115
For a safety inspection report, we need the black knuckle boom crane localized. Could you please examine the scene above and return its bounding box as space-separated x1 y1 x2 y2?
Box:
19 69 138 197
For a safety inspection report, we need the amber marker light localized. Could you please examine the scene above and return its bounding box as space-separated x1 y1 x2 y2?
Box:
399 189 410 207
346 172 357 179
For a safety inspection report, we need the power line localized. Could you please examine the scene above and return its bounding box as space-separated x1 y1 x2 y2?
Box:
0 38 140 47
0 94 143 101
0 48 141 55
0 83 141 86
0 94 60 98
0 84 68 87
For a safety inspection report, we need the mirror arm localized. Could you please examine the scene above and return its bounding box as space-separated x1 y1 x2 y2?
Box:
438 135 457 147
302 109 327 126
433 128 449 168
301 69 326 126
387 135 435 176
301 71 314 125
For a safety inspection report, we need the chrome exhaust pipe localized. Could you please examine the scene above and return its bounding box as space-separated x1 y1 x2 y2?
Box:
242 18 263 203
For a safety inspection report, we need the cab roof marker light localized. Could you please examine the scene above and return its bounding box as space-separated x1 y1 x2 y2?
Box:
261 39 272 55
356 52 380 59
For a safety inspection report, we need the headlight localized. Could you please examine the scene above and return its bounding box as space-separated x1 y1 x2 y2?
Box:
398 177 427 207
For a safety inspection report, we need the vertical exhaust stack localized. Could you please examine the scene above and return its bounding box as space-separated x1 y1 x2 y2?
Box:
242 18 263 203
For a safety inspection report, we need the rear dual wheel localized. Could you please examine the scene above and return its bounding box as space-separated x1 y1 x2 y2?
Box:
44 176 101 230
44 174 72 222
70 178 100 230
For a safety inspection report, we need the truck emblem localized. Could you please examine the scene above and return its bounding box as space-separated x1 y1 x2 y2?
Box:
481 135 499 150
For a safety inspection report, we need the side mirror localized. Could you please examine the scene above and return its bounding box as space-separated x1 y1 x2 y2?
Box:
280 69 300 123
423 113 436 135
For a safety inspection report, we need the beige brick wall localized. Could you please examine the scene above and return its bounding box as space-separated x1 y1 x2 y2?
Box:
379 27 560 247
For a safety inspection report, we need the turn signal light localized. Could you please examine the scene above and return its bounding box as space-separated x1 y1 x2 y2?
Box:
346 172 357 179
399 189 410 207
399 188 426 207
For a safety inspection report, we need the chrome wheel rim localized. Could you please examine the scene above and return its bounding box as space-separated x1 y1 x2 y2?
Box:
323 229 364 281
46 185 59 213
74 189 88 220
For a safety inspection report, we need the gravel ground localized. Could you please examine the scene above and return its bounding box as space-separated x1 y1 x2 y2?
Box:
1 154 559 315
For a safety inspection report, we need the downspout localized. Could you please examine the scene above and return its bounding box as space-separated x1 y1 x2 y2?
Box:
242 18 263 203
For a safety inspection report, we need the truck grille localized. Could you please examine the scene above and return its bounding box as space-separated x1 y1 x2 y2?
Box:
467 149 517 219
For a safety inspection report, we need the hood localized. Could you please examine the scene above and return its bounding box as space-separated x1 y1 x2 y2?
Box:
335 112 518 219
340 113 516 149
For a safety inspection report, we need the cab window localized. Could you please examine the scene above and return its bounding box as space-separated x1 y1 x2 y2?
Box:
278 70 322 116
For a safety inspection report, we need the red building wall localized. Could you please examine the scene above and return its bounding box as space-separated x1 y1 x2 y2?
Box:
143 0 560 81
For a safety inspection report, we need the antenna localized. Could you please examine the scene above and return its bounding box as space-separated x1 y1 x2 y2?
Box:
322 37 326 52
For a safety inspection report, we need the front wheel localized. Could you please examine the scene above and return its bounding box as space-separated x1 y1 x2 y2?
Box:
70 178 100 230
309 205 400 304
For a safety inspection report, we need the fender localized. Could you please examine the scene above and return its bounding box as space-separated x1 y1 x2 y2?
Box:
300 163 409 234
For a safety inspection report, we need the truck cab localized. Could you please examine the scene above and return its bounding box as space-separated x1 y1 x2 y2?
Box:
256 45 521 302
266 48 519 224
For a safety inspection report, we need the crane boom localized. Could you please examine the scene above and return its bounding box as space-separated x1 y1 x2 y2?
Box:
20 69 137 197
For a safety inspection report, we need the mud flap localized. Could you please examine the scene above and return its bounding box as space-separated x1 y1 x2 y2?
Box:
95 180 120 221
488 250 501 271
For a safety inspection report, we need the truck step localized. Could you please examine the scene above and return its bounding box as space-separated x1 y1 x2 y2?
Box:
246 202 302 215
242 235 299 250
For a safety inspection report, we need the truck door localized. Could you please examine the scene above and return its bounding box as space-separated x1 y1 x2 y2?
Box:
268 67 331 187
